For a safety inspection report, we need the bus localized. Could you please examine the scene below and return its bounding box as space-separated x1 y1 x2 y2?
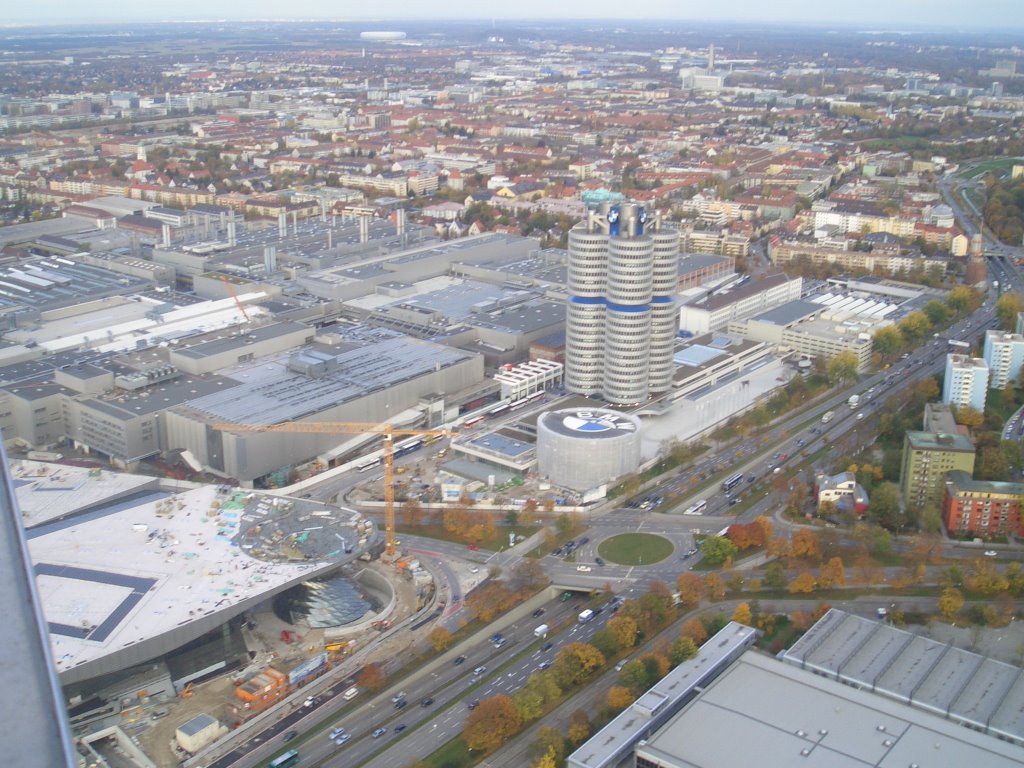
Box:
721 473 743 492
394 438 424 458
463 415 485 427
355 456 382 472
269 751 299 768
683 500 707 515
488 402 510 417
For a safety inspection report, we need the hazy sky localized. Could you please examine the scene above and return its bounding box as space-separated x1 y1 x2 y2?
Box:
4 1 1020 28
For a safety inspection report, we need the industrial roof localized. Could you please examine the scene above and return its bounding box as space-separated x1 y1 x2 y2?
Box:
781 609 1024 746
185 334 474 425
638 649 1024 768
749 299 822 326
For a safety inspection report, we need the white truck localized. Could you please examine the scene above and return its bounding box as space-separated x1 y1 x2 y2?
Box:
821 411 835 424
534 623 550 638
847 394 860 409
578 609 595 624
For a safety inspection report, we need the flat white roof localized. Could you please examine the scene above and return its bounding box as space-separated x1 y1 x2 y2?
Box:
12 461 159 528
27 485 368 677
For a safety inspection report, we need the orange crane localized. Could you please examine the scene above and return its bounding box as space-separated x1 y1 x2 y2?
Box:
214 421 453 558
220 275 251 323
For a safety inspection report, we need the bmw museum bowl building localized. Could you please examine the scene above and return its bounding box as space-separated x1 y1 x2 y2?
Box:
536 408 642 491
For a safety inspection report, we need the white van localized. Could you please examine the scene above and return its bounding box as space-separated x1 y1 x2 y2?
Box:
342 686 359 701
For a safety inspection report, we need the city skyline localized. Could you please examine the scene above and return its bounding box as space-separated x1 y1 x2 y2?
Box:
3 1 1022 29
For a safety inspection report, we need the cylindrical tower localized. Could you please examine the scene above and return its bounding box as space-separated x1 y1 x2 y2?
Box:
564 202 678 405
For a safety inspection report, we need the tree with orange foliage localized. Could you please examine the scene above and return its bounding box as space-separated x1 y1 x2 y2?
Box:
606 686 635 712
703 573 726 601
465 581 515 623
567 709 590 745
788 571 817 593
754 515 774 542
732 602 753 625
727 522 766 550
818 557 846 588
464 695 522 752
356 662 386 691
427 626 454 652
680 617 708 645
675 572 704 609
791 528 822 561
767 535 791 558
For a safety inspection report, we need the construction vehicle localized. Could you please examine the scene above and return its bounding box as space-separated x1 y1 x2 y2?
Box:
214 420 454 558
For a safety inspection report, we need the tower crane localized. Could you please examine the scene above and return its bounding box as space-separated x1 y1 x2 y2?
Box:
214 421 454 558
219 275 251 323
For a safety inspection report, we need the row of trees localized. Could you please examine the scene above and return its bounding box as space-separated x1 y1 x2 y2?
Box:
872 287 983 362
983 176 1024 245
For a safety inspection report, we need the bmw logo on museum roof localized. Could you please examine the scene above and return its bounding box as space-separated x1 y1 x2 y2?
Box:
560 410 637 435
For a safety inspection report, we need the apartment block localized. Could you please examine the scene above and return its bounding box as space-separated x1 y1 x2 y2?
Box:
982 330 1024 389
942 470 1024 538
942 354 989 412
901 430 977 510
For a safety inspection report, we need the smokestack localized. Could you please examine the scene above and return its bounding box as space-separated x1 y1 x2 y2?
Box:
320 201 327 222
328 229 333 249
278 211 287 239
292 210 298 232
264 246 277 274
359 215 369 243
227 219 236 247
396 208 406 235
161 224 171 249
708 43 715 71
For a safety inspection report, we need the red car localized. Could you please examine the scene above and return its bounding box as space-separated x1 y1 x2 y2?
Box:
467 544 478 551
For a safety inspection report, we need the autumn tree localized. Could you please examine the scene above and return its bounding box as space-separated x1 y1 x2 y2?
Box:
356 662 386 691
732 602 753 625
680 617 708 645
512 681 545 723
965 559 1010 595
996 291 1024 331
671 635 698 665
754 515 774 542
531 727 566 767
400 497 424 527
818 557 846 589
607 616 639 651
873 325 903 360
552 642 606 688
675 572 704 609
727 522 767 550
826 350 860 387
606 685 635 712
764 561 787 590
567 709 590 745
938 586 965 620
791 528 822 561
954 404 985 429
464 695 522 752
703 573 726 601
898 310 932 343
465 582 515 623
427 626 453 652
788 571 817 594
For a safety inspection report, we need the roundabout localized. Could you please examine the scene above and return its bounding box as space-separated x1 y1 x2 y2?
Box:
597 532 674 566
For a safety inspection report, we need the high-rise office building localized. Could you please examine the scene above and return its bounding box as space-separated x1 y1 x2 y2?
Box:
942 353 989 413
565 202 678 405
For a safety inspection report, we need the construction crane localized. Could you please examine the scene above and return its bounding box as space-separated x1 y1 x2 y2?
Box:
214 421 453 558
220 275 251 323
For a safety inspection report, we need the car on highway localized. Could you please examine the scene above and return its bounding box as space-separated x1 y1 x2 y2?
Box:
395 724 407 733
335 733 352 746
283 731 298 743
538 660 551 670
474 666 487 675
595 557 605 566
392 691 407 702
453 655 466 665
576 564 592 572
468 700 480 710
985 550 998 557
421 697 435 707
372 727 387 739
533 608 546 617
395 699 408 710
330 728 347 740
541 642 553 651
